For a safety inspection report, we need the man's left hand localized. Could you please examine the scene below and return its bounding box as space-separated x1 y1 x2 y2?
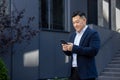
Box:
67 43 73 51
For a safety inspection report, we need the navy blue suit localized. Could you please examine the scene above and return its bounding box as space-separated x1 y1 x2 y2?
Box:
63 26 100 79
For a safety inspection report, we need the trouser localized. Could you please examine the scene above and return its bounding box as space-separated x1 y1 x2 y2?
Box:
69 67 96 80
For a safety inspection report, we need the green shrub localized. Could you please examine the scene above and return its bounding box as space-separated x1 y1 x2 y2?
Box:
0 58 9 80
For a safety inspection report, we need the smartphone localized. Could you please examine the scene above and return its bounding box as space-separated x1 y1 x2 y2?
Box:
60 40 67 44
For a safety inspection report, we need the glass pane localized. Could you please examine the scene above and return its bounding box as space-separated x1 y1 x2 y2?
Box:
51 0 65 30
41 0 49 29
40 0 66 31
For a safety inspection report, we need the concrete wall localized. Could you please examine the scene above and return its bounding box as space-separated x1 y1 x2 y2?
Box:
11 0 39 80
91 24 120 75
116 0 120 31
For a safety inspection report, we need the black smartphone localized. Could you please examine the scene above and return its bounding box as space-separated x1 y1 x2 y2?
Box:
60 40 67 44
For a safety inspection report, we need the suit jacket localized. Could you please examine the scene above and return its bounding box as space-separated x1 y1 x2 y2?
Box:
64 26 100 79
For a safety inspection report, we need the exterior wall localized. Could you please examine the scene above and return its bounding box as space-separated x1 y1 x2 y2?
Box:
97 0 117 31
92 25 120 75
11 0 39 80
70 0 87 31
98 0 103 27
39 32 70 79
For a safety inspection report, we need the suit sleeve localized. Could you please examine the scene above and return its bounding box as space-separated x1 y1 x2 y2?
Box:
63 51 72 56
72 31 100 57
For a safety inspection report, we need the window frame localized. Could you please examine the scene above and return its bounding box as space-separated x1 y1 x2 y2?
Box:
39 0 70 32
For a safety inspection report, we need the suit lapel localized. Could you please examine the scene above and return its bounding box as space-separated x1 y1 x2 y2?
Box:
71 32 76 43
80 27 90 45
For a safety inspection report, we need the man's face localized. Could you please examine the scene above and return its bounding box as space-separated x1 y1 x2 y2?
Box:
72 15 86 32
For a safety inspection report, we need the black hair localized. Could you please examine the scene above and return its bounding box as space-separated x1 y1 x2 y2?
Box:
72 11 86 18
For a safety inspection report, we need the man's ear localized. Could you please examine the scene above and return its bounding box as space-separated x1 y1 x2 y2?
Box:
83 17 87 23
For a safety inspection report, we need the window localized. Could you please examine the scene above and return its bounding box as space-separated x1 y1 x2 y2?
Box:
40 0 70 32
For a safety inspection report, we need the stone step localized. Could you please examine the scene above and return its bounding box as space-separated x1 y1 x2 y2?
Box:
112 56 120 59
115 55 120 57
115 53 120 57
97 51 120 80
97 76 120 80
101 72 120 77
107 64 120 68
110 61 120 64
112 57 120 60
104 68 120 72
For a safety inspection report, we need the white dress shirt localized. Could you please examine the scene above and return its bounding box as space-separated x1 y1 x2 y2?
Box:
72 25 88 67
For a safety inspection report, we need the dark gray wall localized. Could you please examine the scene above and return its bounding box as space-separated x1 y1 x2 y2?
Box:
91 24 120 75
11 0 39 80
70 0 87 31
39 31 70 79
70 0 87 12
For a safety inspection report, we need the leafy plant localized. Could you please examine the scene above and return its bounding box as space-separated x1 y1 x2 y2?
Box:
0 58 9 80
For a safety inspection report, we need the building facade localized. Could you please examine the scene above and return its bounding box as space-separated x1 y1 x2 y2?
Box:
0 0 120 80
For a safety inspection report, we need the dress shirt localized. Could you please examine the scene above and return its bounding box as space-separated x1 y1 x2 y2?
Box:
72 25 88 67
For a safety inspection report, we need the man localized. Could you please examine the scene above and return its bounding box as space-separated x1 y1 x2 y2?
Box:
62 11 100 80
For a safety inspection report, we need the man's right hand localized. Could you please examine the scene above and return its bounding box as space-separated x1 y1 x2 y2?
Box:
62 44 68 51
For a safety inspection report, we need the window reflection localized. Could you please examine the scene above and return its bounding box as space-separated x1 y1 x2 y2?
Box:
24 50 39 67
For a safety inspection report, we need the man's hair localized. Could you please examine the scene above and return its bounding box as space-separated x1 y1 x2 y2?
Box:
72 11 86 18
